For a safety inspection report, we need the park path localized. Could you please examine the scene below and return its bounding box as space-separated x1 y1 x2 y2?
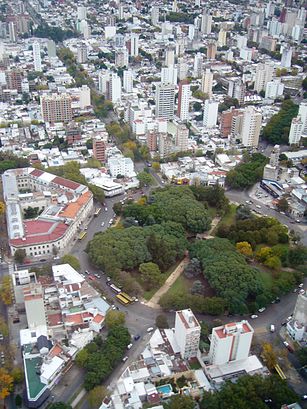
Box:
146 217 220 309
146 257 189 309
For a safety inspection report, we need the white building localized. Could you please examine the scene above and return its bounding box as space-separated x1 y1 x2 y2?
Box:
175 123 189 152
165 47 175 67
289 117 303 145
151 6 159 26
203 99 218 128
287 292 307 342
77 45 87 63
265 79 284 99
208 321 254 365
33 42 42 72
193 53 203 78
201 68 213 98
241 106 262 147
130 33 139 57
240 47 252 61
201 11 212 34
174 309 201 359
109 73 122 103
254 62 274 93
281 46 292 68
123 69 133 93
218 29 227 47
108 156 135 178
79 85 91 109
155 83 175 120
177 81 190 121
77 6 87 21
161 65 178 86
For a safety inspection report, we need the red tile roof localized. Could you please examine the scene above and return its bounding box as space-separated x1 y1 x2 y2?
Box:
30 169 44 177
53 176 81 191
48 313 63 327
10 221 68 247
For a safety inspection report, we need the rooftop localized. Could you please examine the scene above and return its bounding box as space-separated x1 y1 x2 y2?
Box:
24 356 47 399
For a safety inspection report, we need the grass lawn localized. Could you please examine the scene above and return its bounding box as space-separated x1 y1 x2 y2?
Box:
258 269 273 291
207 206 217 219
189 360 202 370
212 204 237 234
142 260 183 301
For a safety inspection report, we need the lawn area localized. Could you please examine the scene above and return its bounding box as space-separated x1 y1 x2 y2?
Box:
258 269 274 291
212 203 237 234
142 260 183 301
164 274 191 298
207 206 217 219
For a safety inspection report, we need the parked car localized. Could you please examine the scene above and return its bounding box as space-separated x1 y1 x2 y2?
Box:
258 307 266 313
270 324 275 333
147 327 154 333
299 283 304 288
122 356 128 362
283 341 294 353
134 334 140 341
127 343 133 349
250 315 258 319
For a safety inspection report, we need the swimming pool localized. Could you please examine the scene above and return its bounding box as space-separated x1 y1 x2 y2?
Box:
157 384 173 396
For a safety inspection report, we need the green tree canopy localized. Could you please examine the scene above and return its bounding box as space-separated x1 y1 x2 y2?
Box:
105 310 126 328
61 254 80 271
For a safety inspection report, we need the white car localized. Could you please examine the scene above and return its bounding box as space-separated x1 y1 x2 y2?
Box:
122 356 128 362
127 343 133 349
105 208 108 211
147 327 154 333
250 315 258 319
258 307 266 313
101 222 105 227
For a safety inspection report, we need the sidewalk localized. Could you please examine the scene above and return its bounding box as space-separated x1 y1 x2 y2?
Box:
71 389 86 409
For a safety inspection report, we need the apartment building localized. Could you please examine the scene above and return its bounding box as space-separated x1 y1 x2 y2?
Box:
174 309 201 359
40 93 73 123
177 80 190 121
241 106 262 147
155 83 175 120
93 138 106 163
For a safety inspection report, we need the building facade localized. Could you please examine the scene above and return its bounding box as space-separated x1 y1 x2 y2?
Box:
174 309 201 359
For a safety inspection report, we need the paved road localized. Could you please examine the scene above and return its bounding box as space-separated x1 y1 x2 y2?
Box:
225 188 307 245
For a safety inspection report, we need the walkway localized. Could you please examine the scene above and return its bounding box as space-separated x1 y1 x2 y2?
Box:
146 257 189 309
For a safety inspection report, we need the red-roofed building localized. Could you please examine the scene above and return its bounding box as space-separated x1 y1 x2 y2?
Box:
209 320 254 365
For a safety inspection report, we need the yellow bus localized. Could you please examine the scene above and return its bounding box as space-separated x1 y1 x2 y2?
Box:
116 293 130 305
78 231 87 241
120 292 134 304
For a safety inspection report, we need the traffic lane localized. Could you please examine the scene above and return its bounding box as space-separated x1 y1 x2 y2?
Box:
226 190 307 245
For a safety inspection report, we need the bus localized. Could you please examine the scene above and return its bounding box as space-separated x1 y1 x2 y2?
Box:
109 284 121 294
120 292 134 304
116 293 130 305
78 231 87 241
94 208 102 217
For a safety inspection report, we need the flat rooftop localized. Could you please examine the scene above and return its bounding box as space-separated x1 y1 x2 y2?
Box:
176 309 200 329
24 356 46 399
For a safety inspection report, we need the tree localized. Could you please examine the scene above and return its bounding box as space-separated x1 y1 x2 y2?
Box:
88 386 108 409
15 394 22 407
152 162 160 172
0 276 12 305
226 154 268 189
264 255 281 270
139 262 163 290
11 368 24 384
49 403 72 409
155 314 169 329
184 258 201 279
88 184 105 203
75 349 89 367
0 316 8 337
236 205 252 220
14 249 26 264
105 310 126 328
0 368 13 399
296 348 307 366
163 395 195 409
61 254 80 271
236 242 253 257
261 343 277 370
137 171 155 187
0 201 5 216
191 280 205 295
276 197 289 212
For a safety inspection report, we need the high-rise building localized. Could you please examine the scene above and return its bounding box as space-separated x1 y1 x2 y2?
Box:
47 39 56 58
174 309 201 359
155 83 175 120
201 10 212 34
5 69 23 92
281 46 292 68
220 107 240 138
193 52 203 77
177 58 188 81
115 47 129 67
108 73 122 103
93 139 106 163
241 106 262 147
188 25 195 41
130 33 139 57
151 6 159 26
289 117 303 145
203 99 218 128
8 22 16 42
161 65 178 86
177 80 190 121
165 47 175 67
298 101 307 136
146 131 158 152
265 79 284 99
218 29 227 47
175 123 189 152
40 94 72 123
158 133 173 158
77 44 88 63
254 62 274 93
269 144 280 167
79 85 91 109
287 292 307 342
118 4 124 20
98 71 110 94
228 79 245 105
33 42 42 72
79 20 90 39
77 6 87 21
208 321 254 365
123 69 133 93
207 41 217 60
201 68 213 97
